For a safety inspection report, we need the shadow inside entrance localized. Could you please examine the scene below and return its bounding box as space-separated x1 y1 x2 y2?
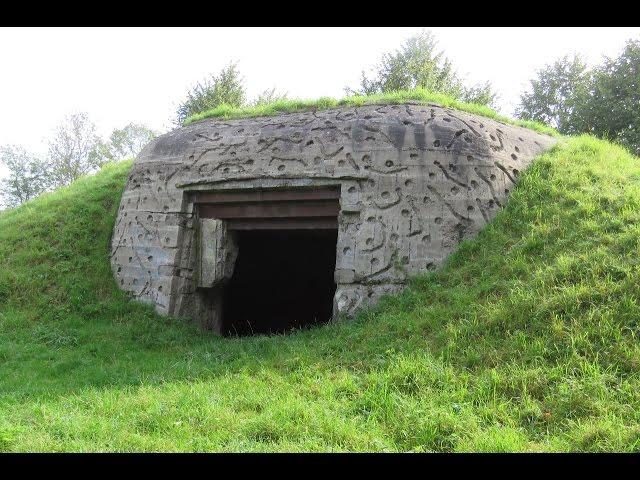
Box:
221 229 338 337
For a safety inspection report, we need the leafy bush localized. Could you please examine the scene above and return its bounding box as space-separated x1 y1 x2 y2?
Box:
346 30 496 107
176 63 245 125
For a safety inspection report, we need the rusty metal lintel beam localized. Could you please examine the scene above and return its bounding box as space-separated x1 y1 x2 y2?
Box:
225 217 338 230
192 187 340 204
198 201 339 219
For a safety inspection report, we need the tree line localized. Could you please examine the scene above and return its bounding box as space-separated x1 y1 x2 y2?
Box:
517 39 640 155
3 31 640 209
0 116 157 208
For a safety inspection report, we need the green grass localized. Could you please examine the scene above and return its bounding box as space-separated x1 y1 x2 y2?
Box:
1 135 640 452
183 88 558 137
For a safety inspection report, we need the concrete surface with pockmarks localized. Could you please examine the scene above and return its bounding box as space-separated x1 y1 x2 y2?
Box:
110 103 557 329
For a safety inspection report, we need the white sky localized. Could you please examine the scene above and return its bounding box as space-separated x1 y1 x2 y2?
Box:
1 26 640 179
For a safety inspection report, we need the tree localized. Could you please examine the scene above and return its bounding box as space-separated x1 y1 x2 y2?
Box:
517 40 640 154
176 62 245 124
346 30 497 107
47 113 106 188
0 145 51 208
252 87 288 106
586 40 640 155
101 123 158 161
462 81 498 108
516 55 592 135
0 115 158 208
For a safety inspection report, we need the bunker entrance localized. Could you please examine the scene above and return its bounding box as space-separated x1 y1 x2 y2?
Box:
194 187 340 337
222 229 337 336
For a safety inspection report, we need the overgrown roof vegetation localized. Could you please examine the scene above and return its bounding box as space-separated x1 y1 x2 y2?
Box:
176 32 555 136
2 135 640 451
183 88 559 137
177 31 500 128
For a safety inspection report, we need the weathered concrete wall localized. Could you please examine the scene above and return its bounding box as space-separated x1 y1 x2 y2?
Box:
110 103 556 323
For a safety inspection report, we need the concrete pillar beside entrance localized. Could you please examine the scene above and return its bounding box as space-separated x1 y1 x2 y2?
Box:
197 218 238 332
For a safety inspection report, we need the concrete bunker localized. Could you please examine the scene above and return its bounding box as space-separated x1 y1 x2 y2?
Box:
193 187 340 335
110 103 557 335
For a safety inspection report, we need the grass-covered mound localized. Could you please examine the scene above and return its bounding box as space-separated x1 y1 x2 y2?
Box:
183 88 558 137
1 135 639 452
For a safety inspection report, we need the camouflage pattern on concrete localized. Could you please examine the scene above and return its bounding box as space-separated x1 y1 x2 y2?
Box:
110 103 557 326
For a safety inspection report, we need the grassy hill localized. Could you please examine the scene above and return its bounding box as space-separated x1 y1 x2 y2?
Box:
1 134 640 452
182 88 558 137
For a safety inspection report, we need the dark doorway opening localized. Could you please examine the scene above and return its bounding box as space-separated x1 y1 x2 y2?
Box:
221 229 338 336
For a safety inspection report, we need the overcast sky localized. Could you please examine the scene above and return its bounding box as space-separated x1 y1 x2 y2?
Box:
2 26 640 179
